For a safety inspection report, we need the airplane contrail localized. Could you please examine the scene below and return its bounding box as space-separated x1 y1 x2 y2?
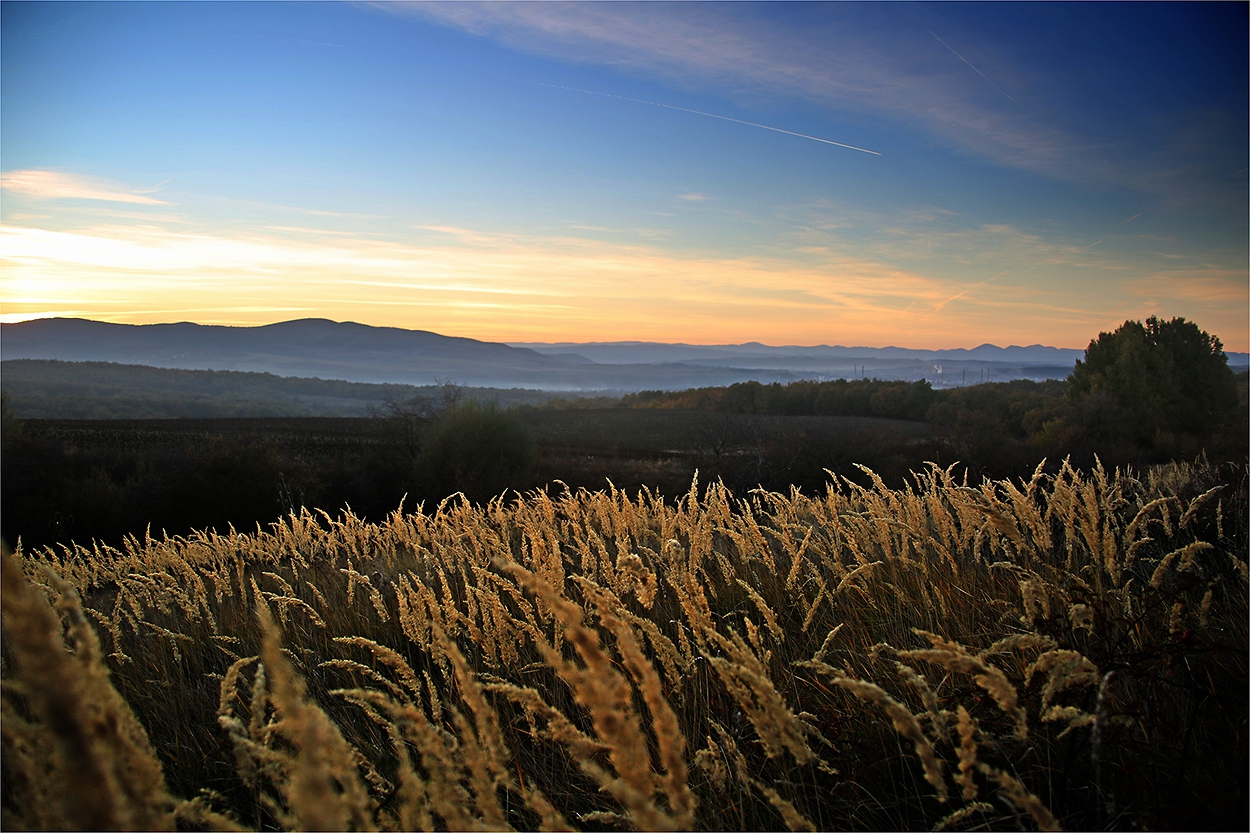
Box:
537 82 881 156
930 270 1008 314
929 30 1021 107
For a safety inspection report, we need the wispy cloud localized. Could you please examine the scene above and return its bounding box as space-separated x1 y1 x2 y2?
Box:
393 3 1130 187
677 192 710 202
5 212 1244 348
6 218 1232 348
1126 269 1250 305
1 169 169 204
0 221 964 344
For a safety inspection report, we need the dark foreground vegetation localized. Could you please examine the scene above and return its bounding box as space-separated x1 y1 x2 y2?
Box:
3 455 1246 831
1 316 1246 832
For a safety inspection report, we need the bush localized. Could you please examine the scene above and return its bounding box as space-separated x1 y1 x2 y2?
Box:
416 400 537 502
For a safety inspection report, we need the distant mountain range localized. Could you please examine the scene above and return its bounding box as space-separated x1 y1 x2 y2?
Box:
509 339 1092 385
4 318 1245 392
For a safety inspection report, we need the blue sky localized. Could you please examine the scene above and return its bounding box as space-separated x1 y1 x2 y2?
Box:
2 1 1246 350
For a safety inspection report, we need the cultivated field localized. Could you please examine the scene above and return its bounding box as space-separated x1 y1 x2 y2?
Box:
3 457 1245 830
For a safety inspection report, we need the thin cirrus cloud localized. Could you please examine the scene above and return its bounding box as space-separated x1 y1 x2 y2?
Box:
0 221 1044 345
395 2 1132 188
0 169 169 204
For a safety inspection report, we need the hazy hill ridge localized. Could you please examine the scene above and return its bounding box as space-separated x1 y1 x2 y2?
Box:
509 339 1086 365
7 317 1242 392
1 318 568 380
0 318 794 390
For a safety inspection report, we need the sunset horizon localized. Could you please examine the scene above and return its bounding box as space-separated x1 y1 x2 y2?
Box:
5 311 1239 357
3 2 1247 351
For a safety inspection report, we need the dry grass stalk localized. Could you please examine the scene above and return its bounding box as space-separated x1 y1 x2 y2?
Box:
810 622 845 664
256 605 374 831
897 633 1027 741
734 577 784 642
1025 650 1100 710
333 636 425 705
1177 540 1215 573
266 593 328 629
485 681 608 763
1180 485 1224 528
954 706 979 801
708 720 750 788
833 560 880 597
343 687 474 831
621 608 691 685
1169 601 1187 638
933 801 995 832
504 562 679 831
436 626 514 827
693 738 730 790
895 661 949 742
704 627 815 765
783 526 815 590
1 552 177 830
799 574 829 634
1067 603 1095 634
579 579 696 826
1149 542 1210 588
830 673 948 801
979 764 1061 831
978 633 1057 661
173 794 250 832
319 659 411 704
1041 705 1096 737
217 655 269 792
577 809 630 827
750 778 817 832
1 696 59 831
1198 578 1219 625
1019 579 1052 627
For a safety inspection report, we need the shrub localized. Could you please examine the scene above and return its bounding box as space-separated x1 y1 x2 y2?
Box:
416 400 538 502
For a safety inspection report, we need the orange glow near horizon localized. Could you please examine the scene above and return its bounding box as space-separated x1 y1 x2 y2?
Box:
3 223 1247 352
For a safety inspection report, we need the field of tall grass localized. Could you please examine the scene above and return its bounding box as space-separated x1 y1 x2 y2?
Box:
3 457 1246 831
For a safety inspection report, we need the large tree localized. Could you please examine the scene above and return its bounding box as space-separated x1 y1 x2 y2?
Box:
1067 316 1237 443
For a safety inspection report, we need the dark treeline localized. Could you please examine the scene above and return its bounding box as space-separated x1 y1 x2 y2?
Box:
621 377 946 420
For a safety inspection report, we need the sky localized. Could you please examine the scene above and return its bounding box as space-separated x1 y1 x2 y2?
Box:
1 1 1246 350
